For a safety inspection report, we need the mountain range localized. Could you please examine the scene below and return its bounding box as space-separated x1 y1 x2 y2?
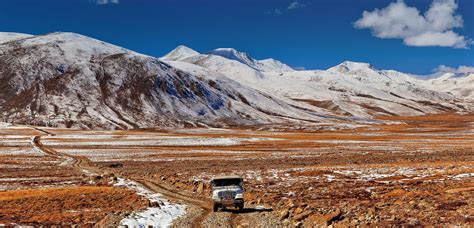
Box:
0 32 472 129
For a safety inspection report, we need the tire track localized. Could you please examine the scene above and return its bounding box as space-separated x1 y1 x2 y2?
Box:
31 126 56 136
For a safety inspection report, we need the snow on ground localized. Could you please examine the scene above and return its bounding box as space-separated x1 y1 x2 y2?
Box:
0 148 43 156
43 136 243 147
0 32 33 44
450 173 474 180
57 148 269 162
43 136 279 147
114 178 186 228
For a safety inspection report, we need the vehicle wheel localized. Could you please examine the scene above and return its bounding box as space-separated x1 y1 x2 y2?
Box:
213 203 219 212
238 203 244 212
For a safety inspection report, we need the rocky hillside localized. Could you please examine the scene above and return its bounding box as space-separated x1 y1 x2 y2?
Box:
0 32 338 129
0 32 472 129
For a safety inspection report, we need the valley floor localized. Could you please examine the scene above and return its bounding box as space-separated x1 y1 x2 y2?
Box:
0 114 473 226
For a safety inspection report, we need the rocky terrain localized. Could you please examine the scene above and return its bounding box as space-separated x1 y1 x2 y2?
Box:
1 114 472 226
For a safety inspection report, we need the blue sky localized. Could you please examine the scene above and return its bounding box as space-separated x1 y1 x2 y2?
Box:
0 0 473 74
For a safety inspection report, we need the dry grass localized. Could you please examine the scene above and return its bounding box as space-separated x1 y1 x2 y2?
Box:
0 186 148 225
0 114 473 225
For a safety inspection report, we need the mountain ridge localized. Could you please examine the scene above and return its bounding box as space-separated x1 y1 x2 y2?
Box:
0 32 472 129
162 45 472 118
0 32 343 129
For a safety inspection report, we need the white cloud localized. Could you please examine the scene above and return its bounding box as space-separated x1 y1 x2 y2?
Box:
435 65 474 74
288 1 306 10
354 0 471 48
404 31 468 48
95 0 119 5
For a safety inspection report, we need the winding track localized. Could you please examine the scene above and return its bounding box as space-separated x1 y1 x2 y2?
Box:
29 127 215 227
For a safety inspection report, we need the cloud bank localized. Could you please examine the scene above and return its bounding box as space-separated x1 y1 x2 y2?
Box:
435 65 474 74
354 0 471 48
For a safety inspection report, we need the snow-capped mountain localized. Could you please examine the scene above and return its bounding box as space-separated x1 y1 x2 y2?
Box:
162 46 472 118
159 45 199 61
0 32 471 129
327 61 375 74
207 48 294 72
0 32 340 129
423 73 474 100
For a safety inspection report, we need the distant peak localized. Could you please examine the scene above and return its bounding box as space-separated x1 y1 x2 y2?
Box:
214 47 235 51
328 61 374 73
175 45 197 52
209 48 253 60
161 45 199 61
208 47 256 67
207 48 294 72
259 58 278 63
213 48 240 53
339 61 372 69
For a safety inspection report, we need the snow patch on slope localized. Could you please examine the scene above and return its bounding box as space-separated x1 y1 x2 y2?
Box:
259 58 294 72
423 73 474 100
0 32 33 44
208 48 293 73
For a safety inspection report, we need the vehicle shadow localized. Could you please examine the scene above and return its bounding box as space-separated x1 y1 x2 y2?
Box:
223 207 273 214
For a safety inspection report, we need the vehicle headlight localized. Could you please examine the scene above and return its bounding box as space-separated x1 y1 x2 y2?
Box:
235 190 243 199
212 192 220 200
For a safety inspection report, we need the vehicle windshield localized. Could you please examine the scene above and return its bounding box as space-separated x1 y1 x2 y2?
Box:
212 178 242 187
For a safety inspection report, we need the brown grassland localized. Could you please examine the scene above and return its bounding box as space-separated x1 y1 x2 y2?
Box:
0 113 473 226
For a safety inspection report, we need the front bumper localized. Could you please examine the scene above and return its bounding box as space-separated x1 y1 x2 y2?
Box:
214 198 244 207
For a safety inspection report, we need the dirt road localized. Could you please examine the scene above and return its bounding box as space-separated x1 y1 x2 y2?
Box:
31 130 280 227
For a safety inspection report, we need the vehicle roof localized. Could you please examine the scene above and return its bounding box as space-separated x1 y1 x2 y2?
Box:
211 175 243 181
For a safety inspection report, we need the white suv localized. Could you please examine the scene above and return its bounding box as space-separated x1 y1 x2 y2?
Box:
211 176 244 212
